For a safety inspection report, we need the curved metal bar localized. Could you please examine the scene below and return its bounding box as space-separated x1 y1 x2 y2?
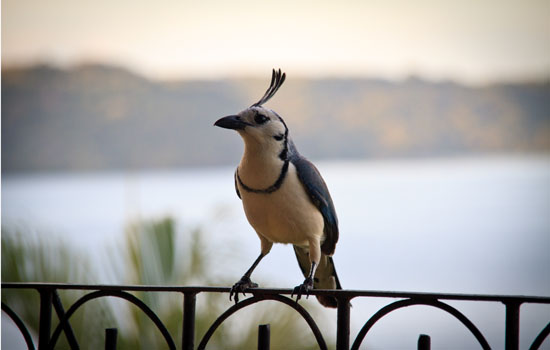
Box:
530 322 550 350
2 302 36 350
351 298 491 350
49 290 176 349
198 295 327 350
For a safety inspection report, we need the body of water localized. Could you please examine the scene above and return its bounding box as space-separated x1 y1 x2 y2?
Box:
3 155 550 349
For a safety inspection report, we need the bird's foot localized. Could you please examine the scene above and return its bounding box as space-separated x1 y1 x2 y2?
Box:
229 276 258 304
291 277 314 302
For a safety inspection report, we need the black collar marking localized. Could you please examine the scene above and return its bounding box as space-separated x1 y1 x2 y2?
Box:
236 159 290 194
236 110 290 194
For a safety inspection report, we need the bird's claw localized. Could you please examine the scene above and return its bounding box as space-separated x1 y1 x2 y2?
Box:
291 277 314 302
229 276 258 304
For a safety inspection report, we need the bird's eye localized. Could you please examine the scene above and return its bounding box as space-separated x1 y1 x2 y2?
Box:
254 113 269 125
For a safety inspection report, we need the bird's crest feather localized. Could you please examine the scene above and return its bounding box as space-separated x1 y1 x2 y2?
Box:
251 69 286 107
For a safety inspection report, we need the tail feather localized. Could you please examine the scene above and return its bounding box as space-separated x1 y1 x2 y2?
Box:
293 246 342 308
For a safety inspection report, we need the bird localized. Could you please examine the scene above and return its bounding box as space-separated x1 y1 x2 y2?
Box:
214 69 341 308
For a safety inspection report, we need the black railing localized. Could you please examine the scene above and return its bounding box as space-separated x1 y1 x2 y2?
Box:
2 282 550 350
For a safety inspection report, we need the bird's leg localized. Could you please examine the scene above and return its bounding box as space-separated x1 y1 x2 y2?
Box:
293 239 321 302
230 253 265 303
292 261 317 302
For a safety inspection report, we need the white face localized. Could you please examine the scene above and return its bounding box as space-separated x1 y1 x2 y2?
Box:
236 106 288 148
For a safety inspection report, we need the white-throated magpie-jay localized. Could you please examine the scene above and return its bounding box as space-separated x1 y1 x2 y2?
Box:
214 69 341 307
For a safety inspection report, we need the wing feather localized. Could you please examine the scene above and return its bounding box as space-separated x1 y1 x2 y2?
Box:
291 154 339 255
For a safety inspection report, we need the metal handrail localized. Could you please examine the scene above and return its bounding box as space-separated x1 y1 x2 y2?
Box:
2 282 550 350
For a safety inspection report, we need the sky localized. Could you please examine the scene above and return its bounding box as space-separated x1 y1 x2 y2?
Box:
2 0 550 83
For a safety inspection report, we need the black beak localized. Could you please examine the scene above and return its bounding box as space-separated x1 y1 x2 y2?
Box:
214 115 249 130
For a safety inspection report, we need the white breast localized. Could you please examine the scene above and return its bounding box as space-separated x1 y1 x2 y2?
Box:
238 164 324 246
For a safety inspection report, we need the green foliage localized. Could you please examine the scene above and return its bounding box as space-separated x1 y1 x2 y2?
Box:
118 217 225 349
2 218 331 349
2 227 117 349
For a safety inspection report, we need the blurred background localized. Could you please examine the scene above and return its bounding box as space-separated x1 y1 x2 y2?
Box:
2 0 550 349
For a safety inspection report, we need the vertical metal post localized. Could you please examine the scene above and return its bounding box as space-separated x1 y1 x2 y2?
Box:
105 328 118 350
182 292 196 350
337 296 351 350
504 301 521 350
38 289 53 350
258 324 270 350
418 334 431 350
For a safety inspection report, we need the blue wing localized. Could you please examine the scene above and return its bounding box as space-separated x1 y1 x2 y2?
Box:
290 143 339 255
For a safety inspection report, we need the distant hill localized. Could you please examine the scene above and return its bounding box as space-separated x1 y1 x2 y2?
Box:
2 64 549 173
